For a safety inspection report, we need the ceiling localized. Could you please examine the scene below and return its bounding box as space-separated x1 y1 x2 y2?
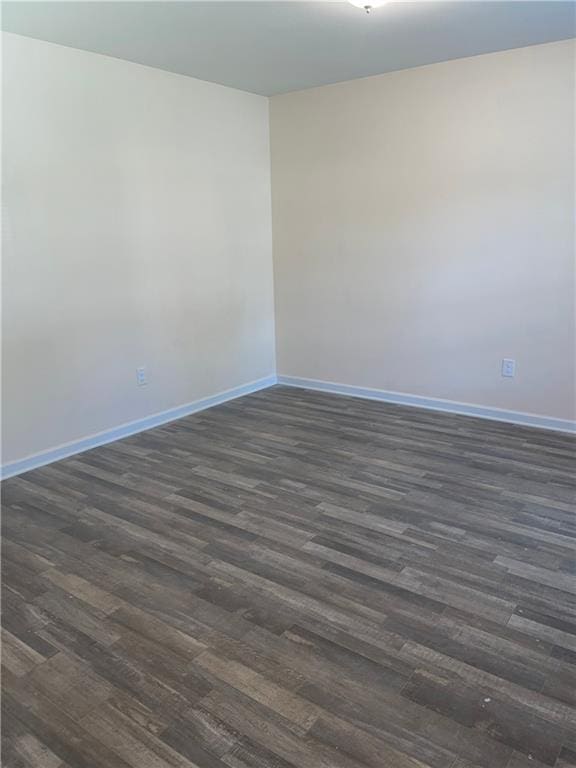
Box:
2 1 575 96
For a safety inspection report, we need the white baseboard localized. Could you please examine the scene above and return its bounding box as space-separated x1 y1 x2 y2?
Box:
1 375 278 480
3 372 573 480
277 375 576 434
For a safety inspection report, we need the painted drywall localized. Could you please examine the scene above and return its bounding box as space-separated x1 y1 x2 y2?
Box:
2 32 275 466
270 40 576 422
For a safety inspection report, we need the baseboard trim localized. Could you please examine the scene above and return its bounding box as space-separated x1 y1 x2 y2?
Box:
277 375 576 434
3 372 573 479
1 375 278 480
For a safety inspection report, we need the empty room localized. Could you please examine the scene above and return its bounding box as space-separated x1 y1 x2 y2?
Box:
1 1 575 766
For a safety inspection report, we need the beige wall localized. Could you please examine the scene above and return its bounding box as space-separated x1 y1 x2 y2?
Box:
2 33 275 465
3 36 574 469
271 40 575 421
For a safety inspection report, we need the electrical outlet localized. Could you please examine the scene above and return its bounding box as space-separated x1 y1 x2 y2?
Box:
136 366 148 386
501 358 516 378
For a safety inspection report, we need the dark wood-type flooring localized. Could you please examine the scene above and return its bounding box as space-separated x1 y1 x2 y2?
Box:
2 385 576 768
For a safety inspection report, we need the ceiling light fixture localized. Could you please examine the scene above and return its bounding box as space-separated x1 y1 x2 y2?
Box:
348 0 388 13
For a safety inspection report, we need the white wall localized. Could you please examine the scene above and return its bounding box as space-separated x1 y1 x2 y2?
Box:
2 32 275 466
271 41 575 422
3 35 574 471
